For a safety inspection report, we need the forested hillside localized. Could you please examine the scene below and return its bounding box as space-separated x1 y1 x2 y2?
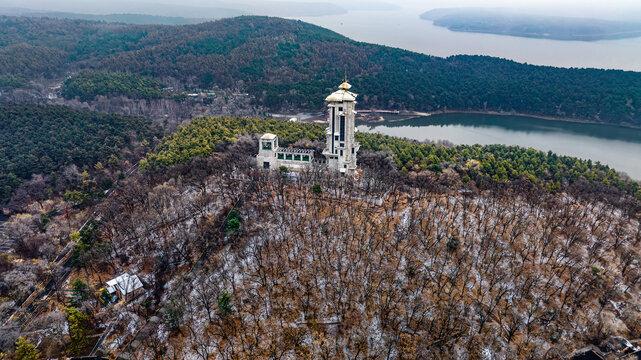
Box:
0 103 157 204
2 113 640 358
2 16 641 126
61 72 164 101
6 138 639 358
142 117 641 200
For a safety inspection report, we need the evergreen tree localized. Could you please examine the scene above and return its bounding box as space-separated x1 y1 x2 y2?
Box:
311 183 322 195
165 299 185 332
65 307 90 356
216 290 234 320
70 278 91 306
14 337 40 360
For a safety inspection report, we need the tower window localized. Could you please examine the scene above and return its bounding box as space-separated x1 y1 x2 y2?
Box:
340 116 345 141
340 150 343 156
331 107 335 153
339 107 343 111
352 148 355 154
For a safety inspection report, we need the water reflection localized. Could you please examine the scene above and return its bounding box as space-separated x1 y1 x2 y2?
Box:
357 113 641 179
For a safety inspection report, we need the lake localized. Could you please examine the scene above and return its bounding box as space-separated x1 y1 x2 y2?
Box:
356 114 641 180
294 8 641 71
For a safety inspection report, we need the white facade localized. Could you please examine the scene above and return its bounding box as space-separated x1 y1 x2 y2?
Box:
322 81 360 173
256 133 314 170
256 81 360 174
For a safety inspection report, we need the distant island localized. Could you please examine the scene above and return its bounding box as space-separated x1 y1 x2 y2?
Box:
421 8 641 41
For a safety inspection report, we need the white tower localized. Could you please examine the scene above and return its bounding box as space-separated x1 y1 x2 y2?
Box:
323 80 360 173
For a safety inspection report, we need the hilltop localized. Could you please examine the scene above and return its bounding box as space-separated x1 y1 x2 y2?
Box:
1 118 639 358
1 16 641 126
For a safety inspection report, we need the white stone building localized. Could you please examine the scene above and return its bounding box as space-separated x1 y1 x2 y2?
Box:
256 133 315 170
322 81 360 173
257 80 360 174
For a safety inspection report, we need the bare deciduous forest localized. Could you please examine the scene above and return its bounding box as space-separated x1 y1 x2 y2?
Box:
8 143 634 359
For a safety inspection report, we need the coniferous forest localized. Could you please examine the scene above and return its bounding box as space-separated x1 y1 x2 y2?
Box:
0 103 156 204
60 72 164 101
1 16 641 126
142 116 641 200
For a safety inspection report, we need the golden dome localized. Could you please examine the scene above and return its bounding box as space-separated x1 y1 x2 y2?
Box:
338 81 352 90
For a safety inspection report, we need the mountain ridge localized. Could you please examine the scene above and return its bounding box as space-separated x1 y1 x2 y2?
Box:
1 15 641 126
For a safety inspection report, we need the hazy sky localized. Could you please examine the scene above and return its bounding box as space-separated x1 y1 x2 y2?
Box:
2 0 641 20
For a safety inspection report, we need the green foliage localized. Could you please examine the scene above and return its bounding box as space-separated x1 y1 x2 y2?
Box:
61 72 164 101
100 177 114 191
357 132 637 197
227 218 241 231
141 117 325 170
216 290 233 319
71 221 101 268
311 183 323 195
429 164 443 173
279 165 289 174
165 298 185 331
14 337 40 360
100 288 111 305
64 307 90 356
0 75 26 88
63 190 91 207
70 278 91 306
2 16 641 125
143 116 639 198
225 210 241 233
0 103 155 204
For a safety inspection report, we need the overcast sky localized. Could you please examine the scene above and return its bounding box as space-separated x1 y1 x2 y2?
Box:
2 0 640 20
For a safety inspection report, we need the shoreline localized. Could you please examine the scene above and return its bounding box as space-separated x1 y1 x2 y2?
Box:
357 109 641 130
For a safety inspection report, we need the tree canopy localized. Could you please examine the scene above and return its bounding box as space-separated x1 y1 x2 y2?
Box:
141 116 641 199
61 72 164 101
0 103 156 204
1 16 641 126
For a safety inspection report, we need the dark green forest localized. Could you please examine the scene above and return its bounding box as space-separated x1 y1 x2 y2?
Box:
1 16 641 126
0 103 156 204
61 72 164 101
142 116 641 200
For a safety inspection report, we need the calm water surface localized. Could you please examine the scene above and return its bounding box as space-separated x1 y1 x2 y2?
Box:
356 114 641 180
294 8 641 71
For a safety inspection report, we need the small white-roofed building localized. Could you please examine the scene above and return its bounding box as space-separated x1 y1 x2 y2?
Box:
105 273 144 303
